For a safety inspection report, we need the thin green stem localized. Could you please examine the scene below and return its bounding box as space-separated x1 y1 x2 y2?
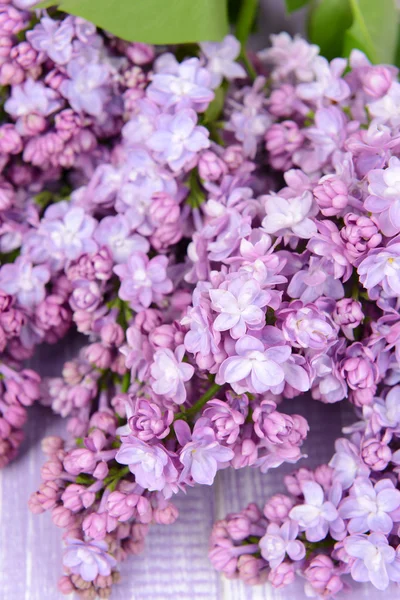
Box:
236 0 259 81
105 465 130 492
236 0 259 46
174 382 222 421
121 371 131 394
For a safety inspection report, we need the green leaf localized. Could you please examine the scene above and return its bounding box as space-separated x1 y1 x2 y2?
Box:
395 25 400 68
308 0 353 60
285 0 312 12
33 0 229 44
343 0 398 64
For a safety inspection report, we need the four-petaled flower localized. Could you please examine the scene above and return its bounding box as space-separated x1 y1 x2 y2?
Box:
259 520 305 568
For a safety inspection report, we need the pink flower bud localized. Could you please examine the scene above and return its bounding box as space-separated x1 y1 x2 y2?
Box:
4 403 26 428
242 502 263 524
149 324 176 349
360 66 393 98
0 60 24 85
52 505 75 528
268 561 295 588
284 468 315 496
333 298 364 340
361 438 392 471
0 308 24 336
89 411 117 435
125 42 155 65
10 41 41 69
62 484 86 513
0 35 13 62
100 322 124 347
28 492 46 515
0 417 11 439
0 124 22 154
107 491 139 521
314 175 349 217
314 464 334 490
198 150 227 182
41 459 63 481
84 343 112 370
41 436 65 457
93 461 109 480
134 309 163 333
226 514 252 541
237 554 268 585
263 494 294 522
64 448 97 475
58 576 75 594
153 504 178 525
149 192 180 226
34 480 60 511
265 121 304 170
222 145 244 170
305 555 343 596
44 68 67 91
82 512 116 540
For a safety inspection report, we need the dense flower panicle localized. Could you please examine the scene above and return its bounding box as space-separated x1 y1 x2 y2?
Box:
1 8 400 598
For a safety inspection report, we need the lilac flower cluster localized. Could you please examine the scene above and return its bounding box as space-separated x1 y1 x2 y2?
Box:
211 393 400 597
0 4 399 597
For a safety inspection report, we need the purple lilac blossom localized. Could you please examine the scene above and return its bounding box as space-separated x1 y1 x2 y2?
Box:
175 418 234 485
114 253 173 311
150 345 194 405
147 109 210 172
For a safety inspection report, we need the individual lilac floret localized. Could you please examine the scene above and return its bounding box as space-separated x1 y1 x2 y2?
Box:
175 418 234 485
63 538 117 582
280 301 337 352
36 202 98 268
114 253 173 311
60 59 110 117
338 477 400 534
259 521 305 568
365 156 400 236
115 436 178 495
200 35 246 88
94 215 149 263
147 57 214 111
4 78 62 118
217 335 290 394
209 278 270 339
118 397 173 442
344 533 400 590
261 191 317 239
258 32 319 82
329 438 370 490
0 256 50 309
358 242 400 298
203 397 245 445
372 385 400 429
27 16 74 64
287 257 344 303
289 481 344 542
150 345 194 405
147 108 210 172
